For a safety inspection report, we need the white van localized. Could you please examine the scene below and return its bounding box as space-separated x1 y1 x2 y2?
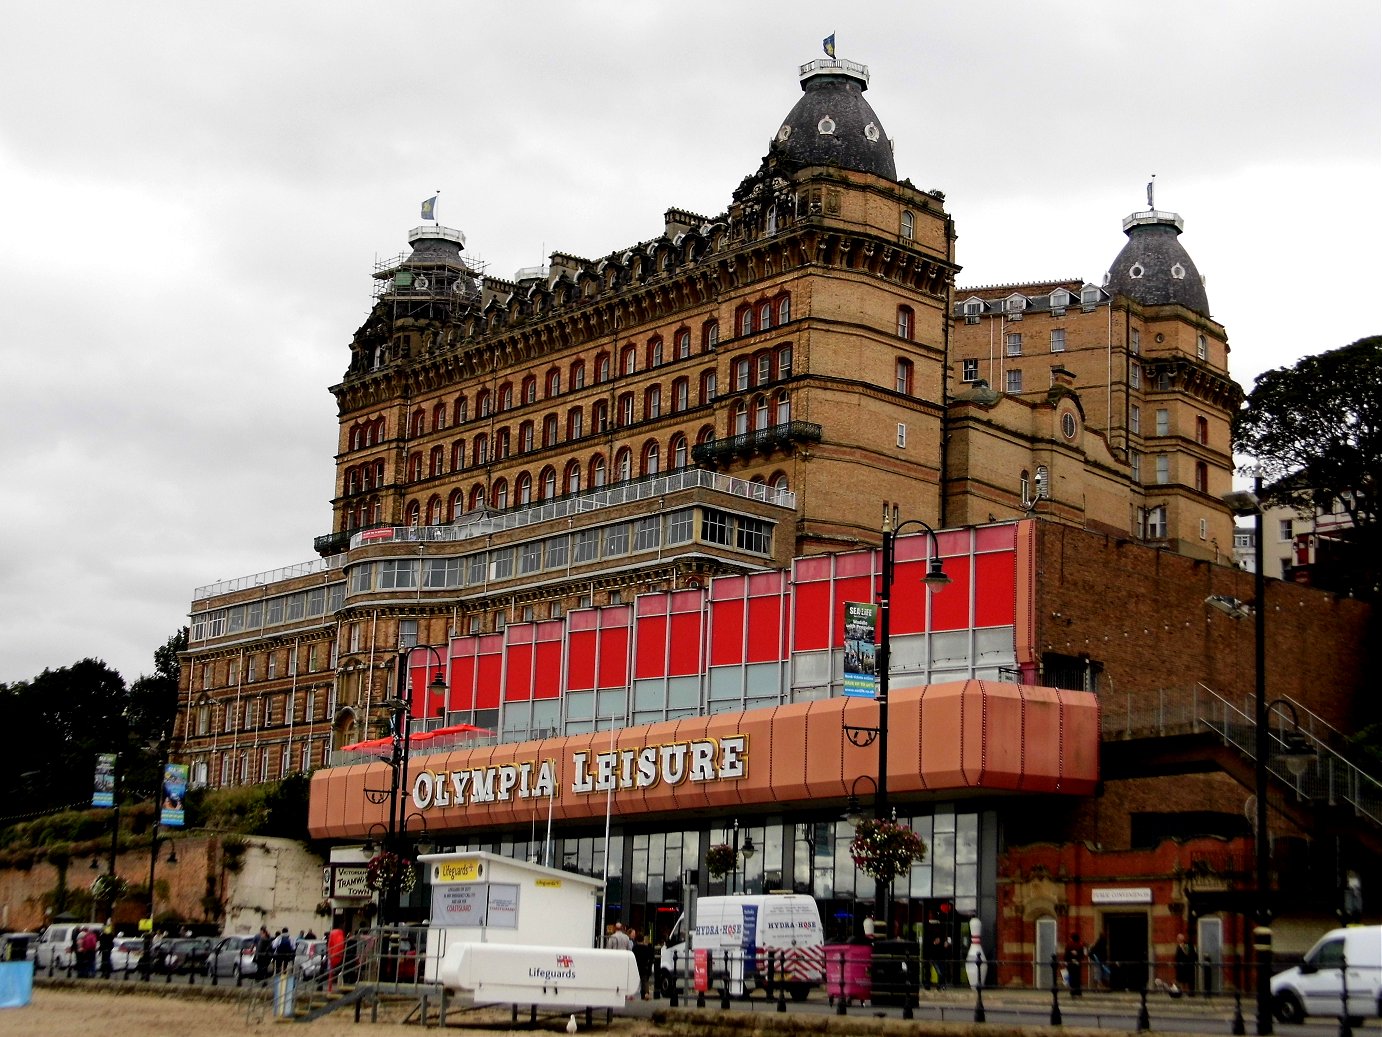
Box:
1271 925 1382 1024
658 893 824 1000
33 923 94 971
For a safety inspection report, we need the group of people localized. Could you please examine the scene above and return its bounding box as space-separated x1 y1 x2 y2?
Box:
252 925 318 981
603 922 656 999
1062 930 1198 995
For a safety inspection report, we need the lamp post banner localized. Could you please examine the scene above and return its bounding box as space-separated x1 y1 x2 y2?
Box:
160 763 188 827
843 602 878 698
93 753 116 808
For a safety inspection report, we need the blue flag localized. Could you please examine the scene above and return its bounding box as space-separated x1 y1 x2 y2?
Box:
823 33 835 58
421 195 437 221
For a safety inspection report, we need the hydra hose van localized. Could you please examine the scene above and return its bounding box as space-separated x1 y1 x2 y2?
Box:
1270 926 1382 1024
658 893 824 1000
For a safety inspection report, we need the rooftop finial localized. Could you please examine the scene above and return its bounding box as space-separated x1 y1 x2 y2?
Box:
1146 174 1156 211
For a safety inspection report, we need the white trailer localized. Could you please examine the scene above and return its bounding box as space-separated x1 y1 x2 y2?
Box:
418 851 638 1011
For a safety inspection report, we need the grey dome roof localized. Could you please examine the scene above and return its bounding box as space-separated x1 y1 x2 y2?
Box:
1105 211 1210 316
767 59 896 180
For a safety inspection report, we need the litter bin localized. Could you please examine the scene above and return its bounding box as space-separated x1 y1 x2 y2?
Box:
870 939 920 1005
824 943 872 1006
4 937 30 963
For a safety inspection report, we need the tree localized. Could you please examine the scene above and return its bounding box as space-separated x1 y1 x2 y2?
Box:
1232 336 1382 599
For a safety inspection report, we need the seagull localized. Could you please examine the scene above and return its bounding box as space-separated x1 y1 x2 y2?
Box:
566 1013 578 1033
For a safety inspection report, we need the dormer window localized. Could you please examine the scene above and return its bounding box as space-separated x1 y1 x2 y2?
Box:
1005 295 1027 321
1049 288 1070 315
1080 285 1101 310
962 298 983 325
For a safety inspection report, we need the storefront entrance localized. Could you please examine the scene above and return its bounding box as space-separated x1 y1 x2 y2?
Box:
1103 912 1149 991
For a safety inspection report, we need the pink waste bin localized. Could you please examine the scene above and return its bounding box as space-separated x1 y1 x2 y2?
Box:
824 943 872 1006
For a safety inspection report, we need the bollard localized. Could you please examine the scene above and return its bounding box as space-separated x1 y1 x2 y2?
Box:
719 950 730 1010
835 946 847 1017
1338 950 1352 1037
773 950 786 1013
1050 953 1062 1026
974 950 986 1023
1137 971 1151 1033
903 942 915 1020
695 952 706 1009
668 950 679 1008
1233 988 1246 1036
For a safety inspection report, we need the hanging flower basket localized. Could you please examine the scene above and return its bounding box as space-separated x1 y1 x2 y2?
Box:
91 873 127 903
705 843 737 878
849 818 927 883
364 850 417 893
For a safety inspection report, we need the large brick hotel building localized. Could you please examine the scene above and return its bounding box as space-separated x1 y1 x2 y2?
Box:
177 53 1373 982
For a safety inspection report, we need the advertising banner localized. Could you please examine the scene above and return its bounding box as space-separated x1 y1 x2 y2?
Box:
93 753 116 808
740 903 759 979
842 602 878 698
160 763 188 827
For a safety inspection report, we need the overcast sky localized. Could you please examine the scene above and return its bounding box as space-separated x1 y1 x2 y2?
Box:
2 2 1377 686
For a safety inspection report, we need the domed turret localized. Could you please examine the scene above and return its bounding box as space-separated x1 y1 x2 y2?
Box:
1105 209 1210 316
767 58 896 180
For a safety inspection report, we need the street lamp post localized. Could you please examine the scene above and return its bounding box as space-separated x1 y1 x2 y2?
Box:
872 505 951 933
374 643 448 925
1223 477 1273 1037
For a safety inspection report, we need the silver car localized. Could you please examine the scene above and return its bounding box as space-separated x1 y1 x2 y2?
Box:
207 934 259 979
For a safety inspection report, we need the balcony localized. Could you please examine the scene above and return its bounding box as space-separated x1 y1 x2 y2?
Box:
692 420 822 468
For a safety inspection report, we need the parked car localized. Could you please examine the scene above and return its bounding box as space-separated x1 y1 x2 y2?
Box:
295 938 328 980
34 924 98 971
206 934 259 979
110 937 145 974
0 932 38 962
157 936 214 975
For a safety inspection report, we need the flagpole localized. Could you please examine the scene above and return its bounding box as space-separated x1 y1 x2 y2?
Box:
596 725 616 946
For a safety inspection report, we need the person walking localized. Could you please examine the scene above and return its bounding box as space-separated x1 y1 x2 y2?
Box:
605 922 633 952
273 928 295 974
254 926 274 983
630 929 655 999
1173 933 1196 993
1063 931 1085 998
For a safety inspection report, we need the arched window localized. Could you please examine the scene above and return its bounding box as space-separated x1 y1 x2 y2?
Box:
1195 461 1209 493
565 460 582 494
495 428 511 459
897 306 914 340
408 452 423 481
374 460 385 486
775 390 791 425
776 294 790 325
1196 415 1209 445
521 375 537 404
540 466 557 500
543 414 559 447
410 409 426 436
771 471 789 493
570 359 586 388
739 306 754 336
374 417 386 443
452 440 466 470
900 211 915 240
646 337 663 368
614 447 632 482
349 425 361 451
672 377 690 413
567 407 584 440
733 357 751 391
429 446 444 477
545 369 561 397
590 454 607 487
754 394 770 430
674 328 691 359
670 433 688 470
617 393 634 426
732 401 749 436
620 345 637 376
432 402 447 430
405 500 421 526
519 421 534 453
469 485 486 510
702 320 719 352
758 301 772 330
477 390 492 417
895 358 914 395
427 496 443 525
499 384 514 411
473 433 489 466
697 424 715 446
776 344 793 377
516 472 533 505
593 400 609 432
492 479 509 510
345 467 359 495
699 369 717 405
642 441 660 476
644 385 661 420
596 353 611 383
448 489 464 521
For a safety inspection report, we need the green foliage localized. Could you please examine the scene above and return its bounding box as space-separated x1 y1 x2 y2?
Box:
1233 336 1382 598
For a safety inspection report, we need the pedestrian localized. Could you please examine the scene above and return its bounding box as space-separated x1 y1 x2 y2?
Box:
1090 931 1110 989
273 928 295 974
631 929 654 1000
1174 933 1196 993
605 921 633 951
255 925 273 982
78 927 99 978
98 925 114 979
1064 931 1085 998
862 913 876 940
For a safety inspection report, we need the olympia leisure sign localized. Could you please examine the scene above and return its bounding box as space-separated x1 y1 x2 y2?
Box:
409 734 747 811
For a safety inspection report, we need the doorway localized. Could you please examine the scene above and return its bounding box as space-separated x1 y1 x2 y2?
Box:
1102 912 1149 991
